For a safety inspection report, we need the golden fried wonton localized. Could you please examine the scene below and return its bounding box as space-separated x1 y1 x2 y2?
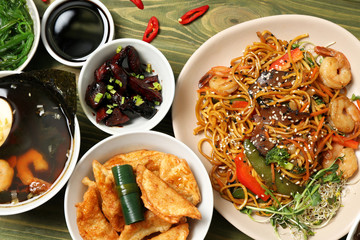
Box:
103 150 163 173
75 177 119 240
136 165 201 224
149 223 190 240
92 160 125 232
159 154 201 205
104 150 201 205
118 211 172 240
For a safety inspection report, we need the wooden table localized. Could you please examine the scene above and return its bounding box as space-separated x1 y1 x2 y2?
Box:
1 0 359 239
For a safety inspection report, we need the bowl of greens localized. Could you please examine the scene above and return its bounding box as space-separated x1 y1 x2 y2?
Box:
0 0 40 71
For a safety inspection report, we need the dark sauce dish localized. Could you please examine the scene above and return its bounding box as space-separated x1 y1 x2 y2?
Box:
41 0 114 67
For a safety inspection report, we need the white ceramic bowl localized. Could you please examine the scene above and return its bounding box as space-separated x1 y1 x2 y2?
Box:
41 0 115 67
0 0 40 72
0 71 81 215
78 38 175 135
64 131 213 240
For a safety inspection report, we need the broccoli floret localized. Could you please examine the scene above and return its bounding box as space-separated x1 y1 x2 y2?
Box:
265 147 294 170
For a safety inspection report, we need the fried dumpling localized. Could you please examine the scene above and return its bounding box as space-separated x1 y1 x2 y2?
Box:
103 149 163 174
92 160 125 232
136 165 201 224
75 177 119 240
118 211 172 240
159 153 201 205
149 223 190 240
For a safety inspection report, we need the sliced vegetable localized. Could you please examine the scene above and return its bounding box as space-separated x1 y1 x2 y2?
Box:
232 100 248 108
244 139 304 196
112 164 144 225
234 151 270 201
265 147 294 170
332 134 359 149
178 5 209 25
143 16 159 43
269 48 304 71
130 0 144 9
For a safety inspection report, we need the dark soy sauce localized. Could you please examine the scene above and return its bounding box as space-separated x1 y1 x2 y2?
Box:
45 0 110 62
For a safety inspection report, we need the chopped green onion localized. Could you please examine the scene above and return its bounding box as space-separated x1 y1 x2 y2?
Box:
121 96 125 105
110 89 116 95
146 63 152 73
116 45 122 53
351 94 360 101
139 75 145 80
150 82 162 91
94 93 103 103
133 95 144 106
106 108 113 114
107 85 114 90
105 92 111 100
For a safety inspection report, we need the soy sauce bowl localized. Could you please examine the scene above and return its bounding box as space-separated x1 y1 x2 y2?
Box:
78 38 175 135
41 0 114 67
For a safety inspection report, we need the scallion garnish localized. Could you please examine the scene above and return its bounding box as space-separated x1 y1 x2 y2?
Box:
94 93 103 103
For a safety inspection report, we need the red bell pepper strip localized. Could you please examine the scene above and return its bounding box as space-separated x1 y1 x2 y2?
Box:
234 151 270 201
332 134 359 149
232 100 248 108
269 48 304 71
130 0 144 10
143 16 159 43
178 5 209 25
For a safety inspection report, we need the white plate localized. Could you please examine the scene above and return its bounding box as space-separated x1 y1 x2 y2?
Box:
64 131 213 240
172 14 360 240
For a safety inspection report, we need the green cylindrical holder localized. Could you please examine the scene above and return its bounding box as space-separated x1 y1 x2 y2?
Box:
112 164 144 225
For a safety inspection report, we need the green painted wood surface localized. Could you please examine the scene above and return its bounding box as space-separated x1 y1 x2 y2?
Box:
1 0 359 239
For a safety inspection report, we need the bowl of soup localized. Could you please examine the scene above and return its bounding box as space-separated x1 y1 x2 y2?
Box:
0 70 80 215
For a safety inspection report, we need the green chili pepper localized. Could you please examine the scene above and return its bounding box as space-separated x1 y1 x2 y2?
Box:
243 139 304 196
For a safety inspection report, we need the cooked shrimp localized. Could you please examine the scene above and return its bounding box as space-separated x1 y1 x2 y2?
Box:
16 149 49 186
198 66 238 96
322 144 358 179
329 96 360 133
0 159 14 192
314 46 351 89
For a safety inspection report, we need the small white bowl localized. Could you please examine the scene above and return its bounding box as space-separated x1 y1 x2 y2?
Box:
78 38 175 135
41 0 114 67
65 131 213 240
0 0 40 72
0 71 81 215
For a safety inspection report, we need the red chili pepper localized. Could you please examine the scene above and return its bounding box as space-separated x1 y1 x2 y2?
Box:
178 5 209 25
143 16 159 43
130 0 144 10
234 151 270 201
269 48 303 71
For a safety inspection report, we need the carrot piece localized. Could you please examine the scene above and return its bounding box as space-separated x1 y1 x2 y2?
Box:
332 134 359 149
310 107 329 117
315 116 325 137
299 102 309 112
310 86 327 98
318 82 334 98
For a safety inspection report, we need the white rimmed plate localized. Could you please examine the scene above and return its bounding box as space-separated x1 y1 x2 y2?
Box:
64 131 213 240
172 14 360 240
